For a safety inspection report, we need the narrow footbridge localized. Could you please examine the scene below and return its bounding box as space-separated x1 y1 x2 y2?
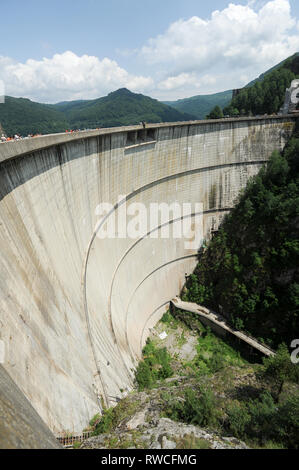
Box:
171 298 275 357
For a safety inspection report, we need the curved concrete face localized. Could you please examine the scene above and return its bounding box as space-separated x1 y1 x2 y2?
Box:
0 117 295 436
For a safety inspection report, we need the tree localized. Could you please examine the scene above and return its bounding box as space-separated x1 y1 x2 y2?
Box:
223 54 299 117
206 106 224 120
261 344 299 401
184 133 299 349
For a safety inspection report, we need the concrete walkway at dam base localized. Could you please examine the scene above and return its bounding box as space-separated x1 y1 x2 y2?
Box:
171 298 275 357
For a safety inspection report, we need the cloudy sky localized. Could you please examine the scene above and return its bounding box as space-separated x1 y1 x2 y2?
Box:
1 0 299 103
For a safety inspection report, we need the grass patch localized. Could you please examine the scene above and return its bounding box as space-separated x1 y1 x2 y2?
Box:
89 398 139 435
72 441 81 449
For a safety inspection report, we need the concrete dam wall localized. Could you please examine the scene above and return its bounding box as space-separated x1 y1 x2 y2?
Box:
0 116 295 436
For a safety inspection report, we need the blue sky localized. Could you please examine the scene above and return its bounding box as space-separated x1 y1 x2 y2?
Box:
1 0 299 102
0 0 256 62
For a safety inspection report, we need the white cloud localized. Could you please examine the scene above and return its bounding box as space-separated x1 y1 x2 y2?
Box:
158 73 201 91
0 1 299 102
0 51 154 103
142 0 299 96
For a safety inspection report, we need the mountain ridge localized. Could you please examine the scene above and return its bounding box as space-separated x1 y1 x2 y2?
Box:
0 88 196 136
163 90 233 119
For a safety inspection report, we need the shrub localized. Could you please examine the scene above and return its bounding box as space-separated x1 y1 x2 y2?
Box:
166 386 218 428
135 340 173 390
274 394 299 449
226 391 299 448
135 361 155 390
226 403 251 439
91 399 139 435
161 311 173 324
246 392 277 443
93 408 115 434
73 441 82 449
261 343 299 400
89 413 101 428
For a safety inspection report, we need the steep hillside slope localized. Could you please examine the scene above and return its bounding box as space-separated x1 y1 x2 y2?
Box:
0 89 195 136
223 53 299 116
81 311 299 450
245 53 299 88
0 96 68 136
164 90 232 119
55 88 196 128
183 123 299 349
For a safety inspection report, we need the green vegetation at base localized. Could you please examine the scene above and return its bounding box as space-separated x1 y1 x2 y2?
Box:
72 441 81 449
183 122 299 349
193 326 246 374
224 345 299 448
163 385 219 428
86 310 299 449
88 398 139 436
154 311 299 449
260 343 299 401
226 391 299 449
135 339 173 391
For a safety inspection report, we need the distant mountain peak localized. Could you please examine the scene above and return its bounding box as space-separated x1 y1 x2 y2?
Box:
109 88 133 96
1 87 196 136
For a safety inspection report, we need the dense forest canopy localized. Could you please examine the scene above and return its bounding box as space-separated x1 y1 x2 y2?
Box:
0 97 69 136
207 54 299 119
183 122 299 349
0 89 195 137
164 90 232 120
59 88 195 129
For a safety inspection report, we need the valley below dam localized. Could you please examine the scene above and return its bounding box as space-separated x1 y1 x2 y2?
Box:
0 116 295 440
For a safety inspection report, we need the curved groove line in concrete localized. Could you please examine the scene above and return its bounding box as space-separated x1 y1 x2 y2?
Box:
108 208 233 365
81 238 109 406
140 301 172 352
83 161 267 388
126 255 198 359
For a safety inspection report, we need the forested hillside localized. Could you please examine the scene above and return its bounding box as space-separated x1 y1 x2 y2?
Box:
164 90 232 119
0 96 68 136
223 54 299 117
57 88 195 129
0 89 195 136
183 123 299 349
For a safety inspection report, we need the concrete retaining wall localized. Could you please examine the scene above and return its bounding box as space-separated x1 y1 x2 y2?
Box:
0 116 295 435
